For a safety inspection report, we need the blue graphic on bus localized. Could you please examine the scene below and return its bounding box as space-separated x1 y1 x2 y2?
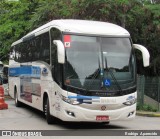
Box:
103 79 111 87
9 66 41 78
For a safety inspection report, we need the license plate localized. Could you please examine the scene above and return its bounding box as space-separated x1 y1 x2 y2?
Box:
96 116 109 121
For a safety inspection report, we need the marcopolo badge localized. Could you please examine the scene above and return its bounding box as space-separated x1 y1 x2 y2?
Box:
42 67 48 76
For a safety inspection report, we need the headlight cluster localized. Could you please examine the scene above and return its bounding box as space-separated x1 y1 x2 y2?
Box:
61 95 80 105
123 96 137 106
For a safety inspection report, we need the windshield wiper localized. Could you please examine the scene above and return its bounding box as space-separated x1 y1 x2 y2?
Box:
66 75 74 79
104 56 123 95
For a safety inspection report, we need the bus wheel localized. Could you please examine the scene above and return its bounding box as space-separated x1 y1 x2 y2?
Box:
14 89 21 107
44 98 55 124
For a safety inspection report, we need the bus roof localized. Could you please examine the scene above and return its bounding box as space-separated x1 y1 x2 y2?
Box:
12 19 130 46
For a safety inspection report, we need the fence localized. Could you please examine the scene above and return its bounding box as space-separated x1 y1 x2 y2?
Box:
137 75 160 111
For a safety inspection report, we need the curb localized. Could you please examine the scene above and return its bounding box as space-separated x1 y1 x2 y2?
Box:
136 111 160 117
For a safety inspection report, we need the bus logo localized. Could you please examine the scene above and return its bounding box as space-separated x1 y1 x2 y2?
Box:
42 68 48 76
101 105 106 111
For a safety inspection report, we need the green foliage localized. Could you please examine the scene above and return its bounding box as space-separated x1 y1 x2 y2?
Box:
0 0 38 60
137 103 158 112
29 0 78 30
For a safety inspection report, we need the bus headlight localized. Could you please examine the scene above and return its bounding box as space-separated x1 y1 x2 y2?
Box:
61 95 80 105
123 96 136 106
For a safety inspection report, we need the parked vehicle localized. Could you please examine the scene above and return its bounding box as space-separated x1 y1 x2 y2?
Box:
8 19 150 124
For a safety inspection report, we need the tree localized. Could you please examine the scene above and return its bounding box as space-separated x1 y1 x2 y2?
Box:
0 0 38 61
29 0 78 30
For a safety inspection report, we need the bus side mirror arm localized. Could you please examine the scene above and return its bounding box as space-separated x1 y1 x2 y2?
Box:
133 44 150 67
53 40 65 64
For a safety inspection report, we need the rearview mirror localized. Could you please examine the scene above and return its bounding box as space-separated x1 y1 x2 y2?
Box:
53 40 65 64
133 44 150 67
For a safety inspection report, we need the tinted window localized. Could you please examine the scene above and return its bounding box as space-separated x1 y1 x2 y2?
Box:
11 32 50 64
41 33 50 64
50 28 62 85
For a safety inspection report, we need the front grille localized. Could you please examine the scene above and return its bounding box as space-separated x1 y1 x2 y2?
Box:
79 103 126 111
65 85 136 97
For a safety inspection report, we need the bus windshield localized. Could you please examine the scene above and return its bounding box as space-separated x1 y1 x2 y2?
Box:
63 35 136 94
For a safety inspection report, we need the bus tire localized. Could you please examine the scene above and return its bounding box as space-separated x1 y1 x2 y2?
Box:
14 88 21 107
44 97 55 124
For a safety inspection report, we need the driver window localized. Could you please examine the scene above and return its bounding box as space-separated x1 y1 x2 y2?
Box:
50 28 62 85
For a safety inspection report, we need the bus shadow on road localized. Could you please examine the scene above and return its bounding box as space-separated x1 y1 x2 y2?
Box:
55 120 127 129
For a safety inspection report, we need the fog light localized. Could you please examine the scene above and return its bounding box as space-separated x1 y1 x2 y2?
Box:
128 111 134 117
66 110 75 117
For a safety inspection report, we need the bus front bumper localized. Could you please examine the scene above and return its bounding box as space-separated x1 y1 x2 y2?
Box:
56 102 136 122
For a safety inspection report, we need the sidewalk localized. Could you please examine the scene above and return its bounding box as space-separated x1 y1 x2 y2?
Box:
136 110 160 117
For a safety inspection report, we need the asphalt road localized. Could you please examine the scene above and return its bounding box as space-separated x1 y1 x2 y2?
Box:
0 98 160 139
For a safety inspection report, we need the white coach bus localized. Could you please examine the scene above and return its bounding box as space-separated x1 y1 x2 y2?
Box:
9 19 150 124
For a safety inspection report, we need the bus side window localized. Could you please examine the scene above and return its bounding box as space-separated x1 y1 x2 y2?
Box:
10 46 15 60
34 36 41 61
20 43 25 62
41 32 50 64
15 44 21 62
50 28 62 86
